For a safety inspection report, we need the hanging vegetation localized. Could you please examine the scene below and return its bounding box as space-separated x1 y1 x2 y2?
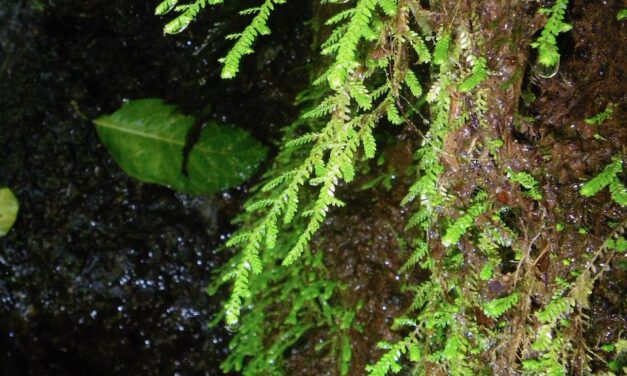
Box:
149 0 626 374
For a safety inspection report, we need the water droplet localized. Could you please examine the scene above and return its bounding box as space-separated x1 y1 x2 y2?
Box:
535 56 560 79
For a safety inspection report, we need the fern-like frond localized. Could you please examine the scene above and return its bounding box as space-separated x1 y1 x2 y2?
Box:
327 0 378 89
580 158 623 198
404 69 422 97
507 168 542 200
441 195 488 248
366 339 412 376
531 0 572 68
458 57 487 92
220 0 285 79
158 0 224 34
585 103 614 125
482 293 519 319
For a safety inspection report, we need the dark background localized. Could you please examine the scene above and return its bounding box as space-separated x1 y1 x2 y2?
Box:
0 1 310 374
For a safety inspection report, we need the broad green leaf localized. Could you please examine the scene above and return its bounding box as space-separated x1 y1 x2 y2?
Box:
94 99 267 195
0 188 19 237
185 123 269 194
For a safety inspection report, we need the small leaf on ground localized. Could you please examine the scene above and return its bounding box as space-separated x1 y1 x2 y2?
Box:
94 99 267 195
0 188 19 237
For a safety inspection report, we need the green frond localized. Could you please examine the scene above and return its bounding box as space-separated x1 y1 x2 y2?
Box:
349 81 373 109
239 7 262 16
366 339 411 375
386 100 404 125
155 0 179 15
441 197 488 247
585 103 614 125
482 293 519 319
321 24 350 55
609 179 627 206
580 158 623 198
220 0 284 79
244 198 278 212
159 0 224 34
531 0 572 68
361 128 377 159
325 9 356 25
536 296 573 324
479 262 494 280
377 0 397 17
433 32 451 66
459 57 487 92
404 69 422 97
327 0 378 89
407 30 431 63
507 168 542 200
284 133 319 148
400 239 428 272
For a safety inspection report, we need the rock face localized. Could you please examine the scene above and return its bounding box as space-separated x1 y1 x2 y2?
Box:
288 1 625 374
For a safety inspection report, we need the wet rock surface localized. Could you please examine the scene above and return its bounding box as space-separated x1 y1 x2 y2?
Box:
285 137 420 375
0 1 309 375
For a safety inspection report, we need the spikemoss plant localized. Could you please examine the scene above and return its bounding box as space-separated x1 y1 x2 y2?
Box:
154 0 625 374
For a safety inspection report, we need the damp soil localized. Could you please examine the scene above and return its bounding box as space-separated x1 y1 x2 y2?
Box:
0 1 310 375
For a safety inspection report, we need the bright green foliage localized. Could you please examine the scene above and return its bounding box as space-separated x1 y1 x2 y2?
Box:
531 0 572 68
0 188 19 237
220 0 286 78
216 1 437 326
207 97 363 372
325 0 378 89
386 101 403 125
433 32 451 66
605 236 626 253
152 2 622 374
507 168 542 200
214 246 354 374
370 30 495 375
458 56 487 92
482 293 519 319
580 158 625 206
93 99 267 195
158 0 224 34
609 179 627 206
585 103 615 125
157 0 283 78
441 193 488 247
536 296 573 324
522 294 574 375
404 70 422 97
618 9 627 21
366 339 413 375
155 0 179 16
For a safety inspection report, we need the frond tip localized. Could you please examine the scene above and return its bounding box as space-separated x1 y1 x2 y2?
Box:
220 0 285 79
